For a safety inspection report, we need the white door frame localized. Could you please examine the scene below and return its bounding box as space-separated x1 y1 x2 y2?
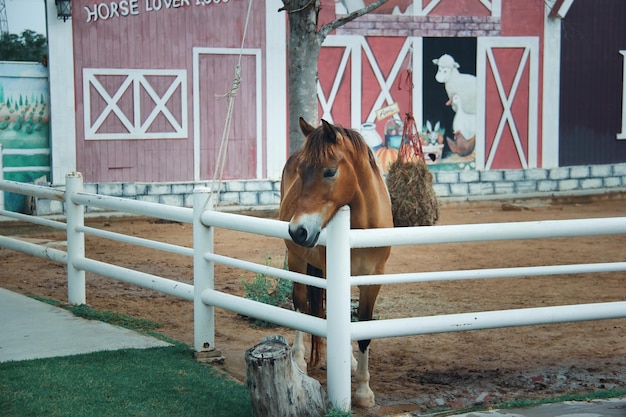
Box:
476 37 539 170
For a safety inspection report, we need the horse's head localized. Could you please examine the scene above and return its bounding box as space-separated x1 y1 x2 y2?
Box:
286 118 370 247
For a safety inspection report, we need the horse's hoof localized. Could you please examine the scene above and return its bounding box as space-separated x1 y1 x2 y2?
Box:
353 396 376 409
354 389 375 409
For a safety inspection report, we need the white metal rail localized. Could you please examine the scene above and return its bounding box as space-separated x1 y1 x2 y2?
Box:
1 173 625 412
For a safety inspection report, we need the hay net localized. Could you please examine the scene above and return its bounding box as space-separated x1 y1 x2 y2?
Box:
386 112 439 227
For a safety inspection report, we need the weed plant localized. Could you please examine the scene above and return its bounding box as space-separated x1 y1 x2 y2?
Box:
241 254 292 327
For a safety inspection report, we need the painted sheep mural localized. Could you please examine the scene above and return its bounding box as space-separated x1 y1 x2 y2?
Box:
432 53 477 115
431 53 477 166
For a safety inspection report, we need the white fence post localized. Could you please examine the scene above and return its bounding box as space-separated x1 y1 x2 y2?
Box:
65 172 86 305
325 205 352 411
192 187 220 360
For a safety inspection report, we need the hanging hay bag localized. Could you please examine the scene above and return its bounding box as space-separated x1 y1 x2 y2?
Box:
386 112 439 227
387 156 439 227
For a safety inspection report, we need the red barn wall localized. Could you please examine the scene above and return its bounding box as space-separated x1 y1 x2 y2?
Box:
325 0 545 170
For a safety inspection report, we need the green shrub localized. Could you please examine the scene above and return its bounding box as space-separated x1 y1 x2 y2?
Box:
241 254 292 327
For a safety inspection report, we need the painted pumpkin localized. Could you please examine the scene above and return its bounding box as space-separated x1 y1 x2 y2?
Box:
375 146 398 174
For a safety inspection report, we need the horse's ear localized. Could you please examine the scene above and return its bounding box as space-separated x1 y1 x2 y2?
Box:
299 117 315 136
321 119 339 143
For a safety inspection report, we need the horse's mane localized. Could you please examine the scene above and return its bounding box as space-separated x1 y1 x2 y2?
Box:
301 124 380 172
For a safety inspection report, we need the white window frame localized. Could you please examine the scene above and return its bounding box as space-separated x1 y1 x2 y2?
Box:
83 68 188 140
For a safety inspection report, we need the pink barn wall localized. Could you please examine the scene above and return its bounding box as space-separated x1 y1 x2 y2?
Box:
72 0 266 182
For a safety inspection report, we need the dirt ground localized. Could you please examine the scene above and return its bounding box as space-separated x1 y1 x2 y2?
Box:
1 194 625 415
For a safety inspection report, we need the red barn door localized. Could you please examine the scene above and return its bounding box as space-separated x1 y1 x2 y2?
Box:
477 37 539 169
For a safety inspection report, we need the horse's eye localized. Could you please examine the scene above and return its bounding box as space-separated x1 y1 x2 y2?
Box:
323 168 337 178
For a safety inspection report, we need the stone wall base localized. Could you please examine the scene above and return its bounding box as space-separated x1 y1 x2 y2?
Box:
34 163 626 216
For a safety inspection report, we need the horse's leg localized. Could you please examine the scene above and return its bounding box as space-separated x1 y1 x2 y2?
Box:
353 284 381 408
292 281 309 372
355 345 373 407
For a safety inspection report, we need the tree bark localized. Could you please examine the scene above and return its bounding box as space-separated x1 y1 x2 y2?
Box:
281 0 392 154
286 1 322 155
246 335 330 417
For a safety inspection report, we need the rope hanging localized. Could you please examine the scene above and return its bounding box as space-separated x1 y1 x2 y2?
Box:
397 67 425 164
206 0 253 209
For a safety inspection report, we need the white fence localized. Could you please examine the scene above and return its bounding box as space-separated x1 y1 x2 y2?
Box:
1 172 626 411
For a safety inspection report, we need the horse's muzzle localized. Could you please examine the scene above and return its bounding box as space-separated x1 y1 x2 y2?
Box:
288 224 320 248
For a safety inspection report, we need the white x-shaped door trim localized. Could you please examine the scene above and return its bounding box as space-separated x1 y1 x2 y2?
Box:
476 37 539 169
83 68 187 140
320 36 423 129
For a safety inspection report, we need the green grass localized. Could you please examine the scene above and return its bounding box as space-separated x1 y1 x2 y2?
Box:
0 297 252 416
0 345 253 417
0 297 346 417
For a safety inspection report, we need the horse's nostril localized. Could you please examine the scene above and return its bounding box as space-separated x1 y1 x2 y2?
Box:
290 226 308 244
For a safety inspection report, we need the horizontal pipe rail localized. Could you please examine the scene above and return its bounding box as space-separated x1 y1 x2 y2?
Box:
0 179 65 201
351 301 626 341
0 209 68 230
201 288 326 337
200 209 289 239
352 261 626 286
350 217 626 248
73 257 194 301
199 209 328 245
71 192 192 224
204 252 327 289
77 225 193 257
0 235 67 264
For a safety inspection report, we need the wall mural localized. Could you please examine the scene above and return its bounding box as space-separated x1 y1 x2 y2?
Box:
0 62 50 212
423 37 477 171
359 37 479 172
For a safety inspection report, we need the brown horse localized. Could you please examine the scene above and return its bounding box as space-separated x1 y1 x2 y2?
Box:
279 118 393 408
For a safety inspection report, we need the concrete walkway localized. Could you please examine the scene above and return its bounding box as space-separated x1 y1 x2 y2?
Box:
0 288 169 363
442 397 626 417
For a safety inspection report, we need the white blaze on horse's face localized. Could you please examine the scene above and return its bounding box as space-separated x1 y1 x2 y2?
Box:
289 161 342 248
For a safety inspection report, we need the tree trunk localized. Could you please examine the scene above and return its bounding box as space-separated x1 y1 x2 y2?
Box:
281 0 391 153
246 335 329 417
286 2 322 154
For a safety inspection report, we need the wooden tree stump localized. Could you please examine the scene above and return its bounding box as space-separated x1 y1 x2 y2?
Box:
245 335 330 417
